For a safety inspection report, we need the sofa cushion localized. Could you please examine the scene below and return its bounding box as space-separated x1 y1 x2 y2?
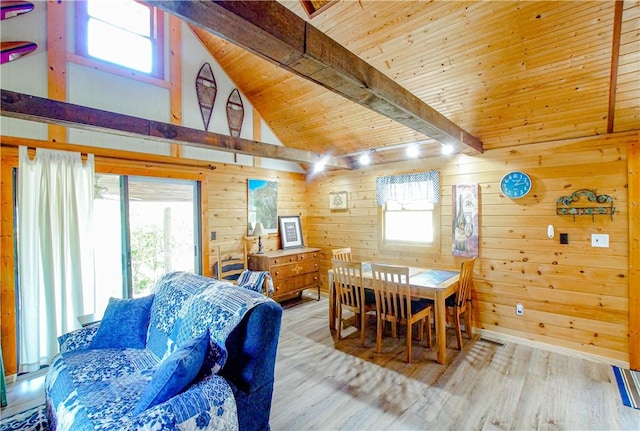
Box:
173 283 271 374
146 272 216 360
91 295 154 350
133 330 209 414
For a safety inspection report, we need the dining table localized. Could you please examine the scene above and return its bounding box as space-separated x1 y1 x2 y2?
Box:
328 262 460 365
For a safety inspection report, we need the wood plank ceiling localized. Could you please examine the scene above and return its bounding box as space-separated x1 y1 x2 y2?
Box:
188 0 638 165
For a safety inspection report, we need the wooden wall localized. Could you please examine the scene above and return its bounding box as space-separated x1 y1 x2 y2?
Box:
614 1 640 133
306 131 635 365
0 138 306 376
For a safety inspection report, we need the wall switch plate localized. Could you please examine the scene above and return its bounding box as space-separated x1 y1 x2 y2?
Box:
591 233 609 248
210 231 216 240
516 303 524 316
560 233 568 244
547 224 554 238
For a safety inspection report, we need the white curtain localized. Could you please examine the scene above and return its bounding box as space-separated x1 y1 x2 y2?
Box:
375 170 440 205
17 147 95 373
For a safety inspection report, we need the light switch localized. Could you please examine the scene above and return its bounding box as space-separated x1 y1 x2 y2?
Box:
591 234 609 248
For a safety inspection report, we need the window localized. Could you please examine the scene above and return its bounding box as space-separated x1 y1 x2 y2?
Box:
376 171 440 246
383 200 435 244
76 0 164 78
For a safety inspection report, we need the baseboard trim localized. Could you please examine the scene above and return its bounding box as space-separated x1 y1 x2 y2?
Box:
473 328 630 369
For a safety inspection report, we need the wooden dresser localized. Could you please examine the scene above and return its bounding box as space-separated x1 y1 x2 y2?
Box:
248 247 320 302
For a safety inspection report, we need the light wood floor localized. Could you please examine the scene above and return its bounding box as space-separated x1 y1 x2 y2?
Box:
271 293 640 430
3 293 640 430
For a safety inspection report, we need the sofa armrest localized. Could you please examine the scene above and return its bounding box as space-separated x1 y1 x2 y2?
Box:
221 300 282 431
57 322 100 353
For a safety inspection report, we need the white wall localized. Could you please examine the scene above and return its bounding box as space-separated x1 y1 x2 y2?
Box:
0 1 303 173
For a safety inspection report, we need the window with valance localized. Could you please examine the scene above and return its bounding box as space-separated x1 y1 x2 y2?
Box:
376 170 440 245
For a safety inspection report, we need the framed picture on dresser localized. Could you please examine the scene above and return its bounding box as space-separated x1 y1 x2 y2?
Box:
278 215 303 249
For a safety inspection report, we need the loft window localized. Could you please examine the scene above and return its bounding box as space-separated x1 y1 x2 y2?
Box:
299 0 339 19
76 0 164 78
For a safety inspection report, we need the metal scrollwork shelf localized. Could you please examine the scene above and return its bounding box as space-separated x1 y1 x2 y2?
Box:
556 189 615 221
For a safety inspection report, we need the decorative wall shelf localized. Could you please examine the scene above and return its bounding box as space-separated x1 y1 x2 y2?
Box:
556 189 615 221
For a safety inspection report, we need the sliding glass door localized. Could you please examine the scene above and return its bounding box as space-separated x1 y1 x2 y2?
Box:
94 174 201 313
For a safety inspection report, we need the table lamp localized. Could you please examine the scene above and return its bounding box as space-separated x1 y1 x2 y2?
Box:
253 222 266 254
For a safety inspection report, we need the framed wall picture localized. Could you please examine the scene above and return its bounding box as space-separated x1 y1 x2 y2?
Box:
248 179 278 235
279 215 304 249
329 191 348 210
452 184 479 257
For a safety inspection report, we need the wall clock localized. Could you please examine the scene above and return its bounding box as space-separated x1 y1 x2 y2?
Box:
500 171 532 199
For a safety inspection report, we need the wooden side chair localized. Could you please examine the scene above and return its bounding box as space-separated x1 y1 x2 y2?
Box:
331 247 353 262
447 257 476 349
371 263 433 363
332 259 375 346
213 242 247 283
213 242 272 295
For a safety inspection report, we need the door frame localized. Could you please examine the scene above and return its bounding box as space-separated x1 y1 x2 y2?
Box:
630 141 639 370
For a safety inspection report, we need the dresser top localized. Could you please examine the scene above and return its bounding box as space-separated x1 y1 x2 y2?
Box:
250 247 320 258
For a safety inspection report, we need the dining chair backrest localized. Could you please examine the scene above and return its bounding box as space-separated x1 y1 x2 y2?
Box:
371 263 411 321
332 247 353 262
456 257 476 311
332 258 365 310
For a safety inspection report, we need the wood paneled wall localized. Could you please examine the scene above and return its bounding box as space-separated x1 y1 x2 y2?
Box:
307 131 635 365
614 1 640 132
0 138 306 375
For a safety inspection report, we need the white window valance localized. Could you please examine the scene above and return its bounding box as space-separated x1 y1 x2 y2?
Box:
375 170 440 205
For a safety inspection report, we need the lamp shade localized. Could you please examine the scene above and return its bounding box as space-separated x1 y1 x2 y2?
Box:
252 222 266 237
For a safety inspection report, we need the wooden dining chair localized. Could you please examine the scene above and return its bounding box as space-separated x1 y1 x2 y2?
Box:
371 264 433 363
331 247 353 262
332 259 375 346
447 257 476 349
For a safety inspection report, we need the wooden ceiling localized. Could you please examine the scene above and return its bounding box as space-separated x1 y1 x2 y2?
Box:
188 1 637 165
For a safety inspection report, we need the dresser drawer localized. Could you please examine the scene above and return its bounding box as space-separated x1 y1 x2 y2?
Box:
297 251 318 262
271 259 318 280
273 272 319 296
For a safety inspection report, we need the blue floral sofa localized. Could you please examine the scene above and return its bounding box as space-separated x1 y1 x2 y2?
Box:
44 271 283 431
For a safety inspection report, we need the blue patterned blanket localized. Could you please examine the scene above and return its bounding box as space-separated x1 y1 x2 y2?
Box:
46 272 272 431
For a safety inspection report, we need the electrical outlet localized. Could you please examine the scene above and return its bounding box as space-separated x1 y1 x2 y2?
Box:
591 233 609 248
210 231 216 241
516 303 524 316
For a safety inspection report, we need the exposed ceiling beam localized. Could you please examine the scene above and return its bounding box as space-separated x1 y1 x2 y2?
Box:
151 0 483 155
0 90 354 169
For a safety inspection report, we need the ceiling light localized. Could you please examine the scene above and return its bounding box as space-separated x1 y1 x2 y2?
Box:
441 144 455 155
406 145 419 158
313 158 327 173
359 149 375 166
